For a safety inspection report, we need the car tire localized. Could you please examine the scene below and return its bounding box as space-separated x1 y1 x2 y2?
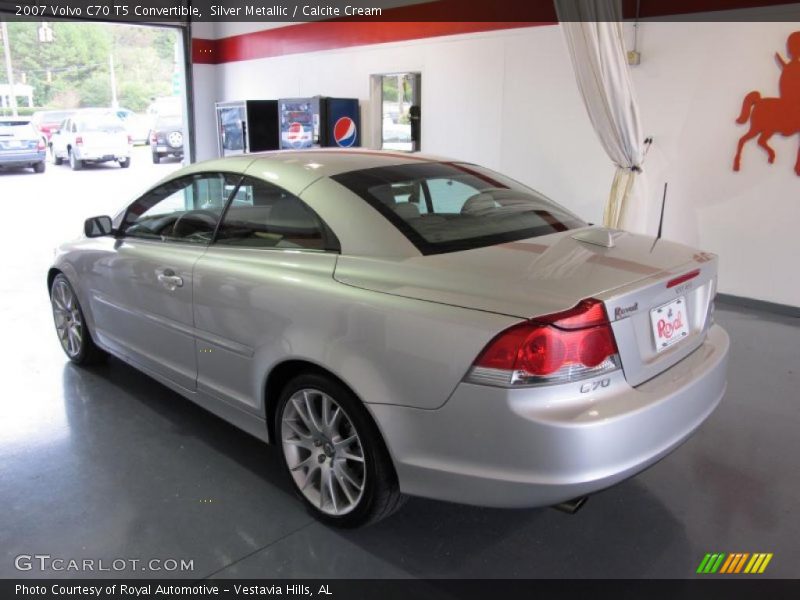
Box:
152 151 161 164
276 373 405 528
33 161 45 173
69 150 82 171
50 274 107 366
119 157 131 168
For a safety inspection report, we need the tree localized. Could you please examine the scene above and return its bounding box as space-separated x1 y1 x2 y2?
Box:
2 22 178 111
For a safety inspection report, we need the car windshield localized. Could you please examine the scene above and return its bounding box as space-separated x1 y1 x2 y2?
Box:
332 162 586 255
0 122 36 138
76 115 125 132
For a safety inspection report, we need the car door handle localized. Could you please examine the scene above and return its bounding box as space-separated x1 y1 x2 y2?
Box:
157 269 183 289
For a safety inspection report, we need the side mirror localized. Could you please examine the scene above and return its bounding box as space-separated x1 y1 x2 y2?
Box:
84 215 113 238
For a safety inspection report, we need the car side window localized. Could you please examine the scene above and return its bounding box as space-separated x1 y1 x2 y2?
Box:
215 177 330 251
120 172 239 244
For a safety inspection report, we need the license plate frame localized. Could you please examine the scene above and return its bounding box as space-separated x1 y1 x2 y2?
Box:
650 296 690 352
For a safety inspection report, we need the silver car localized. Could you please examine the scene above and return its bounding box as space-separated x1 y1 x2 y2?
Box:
48 150 729 527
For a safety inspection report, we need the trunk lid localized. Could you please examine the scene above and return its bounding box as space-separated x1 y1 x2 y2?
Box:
334 227 717 386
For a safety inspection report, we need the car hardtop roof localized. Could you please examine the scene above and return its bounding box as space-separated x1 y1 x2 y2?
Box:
242 148 457 177
168 150 468 197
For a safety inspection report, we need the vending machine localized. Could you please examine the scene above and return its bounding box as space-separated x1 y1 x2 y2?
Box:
215 100 280 157
278 96 360 149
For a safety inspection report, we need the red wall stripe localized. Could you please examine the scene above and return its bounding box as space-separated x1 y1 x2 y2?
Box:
192 21 548 65
191 37 217 64
191 0 800 65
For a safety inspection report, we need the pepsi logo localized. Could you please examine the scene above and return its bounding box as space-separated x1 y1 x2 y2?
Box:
285 122 310 148
333 116 357 147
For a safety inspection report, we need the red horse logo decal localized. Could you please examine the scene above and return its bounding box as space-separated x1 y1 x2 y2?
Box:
733 31 800 175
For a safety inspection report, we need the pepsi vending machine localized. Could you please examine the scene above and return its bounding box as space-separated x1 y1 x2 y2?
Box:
279 96 360 149
215 100 280 157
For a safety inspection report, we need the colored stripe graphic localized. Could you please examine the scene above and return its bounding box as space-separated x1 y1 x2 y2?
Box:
734 553 750 573
719 554 736 573
696 554 713 573
744 553 774 573
698 552 773 574
697 553 727 573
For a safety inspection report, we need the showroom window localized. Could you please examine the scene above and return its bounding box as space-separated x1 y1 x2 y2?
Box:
121 172 239 244
214 176 333 251
371 72 421 151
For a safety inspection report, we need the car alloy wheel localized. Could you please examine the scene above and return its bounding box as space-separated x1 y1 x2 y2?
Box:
51 278 84 358
281 388 366 516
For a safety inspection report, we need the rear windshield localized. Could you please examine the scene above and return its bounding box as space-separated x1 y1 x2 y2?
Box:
76 115 125 132
332 162 585 255
0 122 36 138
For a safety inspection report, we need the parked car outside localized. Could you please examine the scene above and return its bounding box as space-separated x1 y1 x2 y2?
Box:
50 110 131 170
114 107 151 145
31 109 76 144
150 112 185 163
48 150 729 527
0 118 46 173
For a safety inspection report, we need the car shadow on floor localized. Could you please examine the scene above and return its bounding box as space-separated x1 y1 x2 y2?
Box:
60 356 297 500
60 357 691 578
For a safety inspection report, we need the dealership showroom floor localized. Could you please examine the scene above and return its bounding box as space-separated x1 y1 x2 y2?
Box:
0 153 798 579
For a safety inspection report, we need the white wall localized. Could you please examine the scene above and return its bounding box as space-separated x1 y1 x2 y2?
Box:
191 22 800 307
628 21 800 307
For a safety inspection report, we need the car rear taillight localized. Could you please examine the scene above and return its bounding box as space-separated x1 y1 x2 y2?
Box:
75 136 83 145
150 132 157 144
667 269 700 288
127 134 133 144
465 298 621 387
37 139 45 151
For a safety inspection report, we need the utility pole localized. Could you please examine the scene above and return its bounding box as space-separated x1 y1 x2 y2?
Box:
109 53 118 109
1 21 18 116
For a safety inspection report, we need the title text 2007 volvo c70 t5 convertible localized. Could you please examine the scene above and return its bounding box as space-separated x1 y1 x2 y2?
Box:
49 150 729 526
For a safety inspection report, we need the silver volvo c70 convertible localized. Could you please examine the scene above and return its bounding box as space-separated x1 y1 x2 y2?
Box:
49 150 729 526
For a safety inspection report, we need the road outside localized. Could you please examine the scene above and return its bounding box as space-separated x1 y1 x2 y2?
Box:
0 144 182 394
1 143 181 258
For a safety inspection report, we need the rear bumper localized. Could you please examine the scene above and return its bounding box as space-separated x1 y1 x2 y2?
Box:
369 324 729 508
152 144 183 156
75 149 129 161
0 151 45 166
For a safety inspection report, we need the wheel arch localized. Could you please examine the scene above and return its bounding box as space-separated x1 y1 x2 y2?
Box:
263 359 391 459
47 267 62 293
264 359 345 442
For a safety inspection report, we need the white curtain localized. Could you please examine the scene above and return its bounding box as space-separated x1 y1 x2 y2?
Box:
555 0 647 232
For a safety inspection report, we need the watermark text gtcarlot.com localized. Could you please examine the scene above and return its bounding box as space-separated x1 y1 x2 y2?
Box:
14 554 194 572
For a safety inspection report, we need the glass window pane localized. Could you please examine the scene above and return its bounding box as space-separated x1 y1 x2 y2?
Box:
332 162 586 255
122 173 234 244
216 177 327 250
382 74 415 151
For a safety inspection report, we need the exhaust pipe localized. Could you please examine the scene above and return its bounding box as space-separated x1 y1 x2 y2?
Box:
553 496 588 514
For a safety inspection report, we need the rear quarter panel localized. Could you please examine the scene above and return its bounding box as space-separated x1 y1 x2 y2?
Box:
192 247 519 411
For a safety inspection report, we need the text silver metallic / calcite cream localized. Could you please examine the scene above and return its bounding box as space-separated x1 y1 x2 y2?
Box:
48 150 729 527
